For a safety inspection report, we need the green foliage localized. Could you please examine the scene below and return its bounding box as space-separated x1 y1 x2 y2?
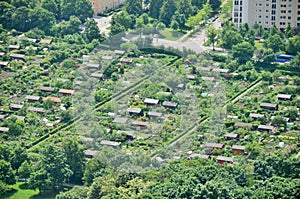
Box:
232 42 255 64
0 159 16 185
56 186 89 199
126 0 143 16
266 34 284 53
29 145 72 192
286 35 300 55
159 0 177 26
62 137 85 183
186 2 212 28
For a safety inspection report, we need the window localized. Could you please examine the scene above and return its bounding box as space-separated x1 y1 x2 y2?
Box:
235 0 239 5
272 4 276 9
272 10 276 14
271 16 276 20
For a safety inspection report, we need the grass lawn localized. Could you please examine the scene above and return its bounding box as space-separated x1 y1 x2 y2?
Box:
255 41 264 50
2 182 57 199
159 29 183 41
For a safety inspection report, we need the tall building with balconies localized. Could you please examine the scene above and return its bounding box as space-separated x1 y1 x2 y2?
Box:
232 0 300 30
90 0 125 15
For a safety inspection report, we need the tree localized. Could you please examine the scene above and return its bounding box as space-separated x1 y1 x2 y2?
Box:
12 6 30 32
10 146 28 171
266 34 284 53
61 59 77 69
18 160 32 181
255 48 275 65
0 159 16 185
285 23 293 38
0 1 15 29
206 25 217 50
29 6 56 34
84 18 101 42
186 2 212 28
286 35 300 55
272 115 286 128
29 145 72 192
126 0 143 16
62 137 85 183
149 0 163 19
56 186 89 199
159 0 177 26
232 42 255 63
6 117 25 136
210 0 222 11
61 0 93 22
83 158 106 185
290 52 300 69
41 0 58 16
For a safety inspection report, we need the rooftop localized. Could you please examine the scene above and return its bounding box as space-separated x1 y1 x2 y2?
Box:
204 143 224 149
40 86 55 92
59 89 75 95
162 101 178 108
232 145 245 150
100 140 121 147
147 111 163 117
144 98 159 105
0 127 9 132
216 156 234 162
112 117 128 124
127 108 142 114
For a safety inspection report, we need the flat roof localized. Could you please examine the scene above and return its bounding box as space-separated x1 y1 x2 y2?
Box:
120 57 133 63
260 102 278 108
0 127 9 132
114 50 125 55
84 150 98 157
86 63 100 68
235 122 253 128
0 61 9 66
112 117 128 124
186 74 196 80
40 39 52 44
212 68 229 73
127 108 142 114
258 125 274 131
40 86 55 92
232 145 245 150
59 89 75 95
144 98 159 105
249 113 265 118
132 120 149 127
157 91 172 96
91 73 103 78
162 101 178 108
277 94 292 99
224 133 238 138
27 106 45 113
8 45 20 49
204 143 224 149
216 156 234 162
0 114 8 120
45 96 62 103
202 76 215 81
147 111 162 117
26 95 41 101
10 53 25 59
10 104 24 109
100 140 121 146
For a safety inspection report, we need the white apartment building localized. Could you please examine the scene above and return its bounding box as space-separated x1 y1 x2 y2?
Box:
232 0 300 30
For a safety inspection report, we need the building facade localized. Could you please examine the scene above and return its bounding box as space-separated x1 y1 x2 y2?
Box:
232 0 300 30
90 0 125 15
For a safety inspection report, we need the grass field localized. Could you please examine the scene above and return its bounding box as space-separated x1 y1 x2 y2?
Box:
159 29 183 41
2 182 57 199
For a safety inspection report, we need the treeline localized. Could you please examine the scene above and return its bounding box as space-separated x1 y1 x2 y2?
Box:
0 0 101 42
0 138 85 195
110 0 222 35
55 153 300 199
